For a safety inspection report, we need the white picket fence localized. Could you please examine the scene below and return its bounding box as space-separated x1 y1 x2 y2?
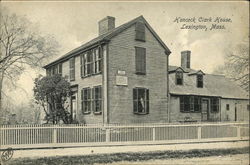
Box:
0 122 249 149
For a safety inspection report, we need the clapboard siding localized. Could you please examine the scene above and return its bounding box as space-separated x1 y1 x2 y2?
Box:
108 24 168 124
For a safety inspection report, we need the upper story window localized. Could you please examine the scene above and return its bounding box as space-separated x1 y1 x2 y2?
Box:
135 22 145 41
69 57 75 81
197 74 203 88
226 104 230 111
46 63 62 76
133 88 149 114
135 47 146 75
176 71 183 85
94 48 102 74
81 47 103 78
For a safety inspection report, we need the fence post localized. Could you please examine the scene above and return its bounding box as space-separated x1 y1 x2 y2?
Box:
197 126 202 140
152 127 156 141
53 125 57 144
106 128 110 142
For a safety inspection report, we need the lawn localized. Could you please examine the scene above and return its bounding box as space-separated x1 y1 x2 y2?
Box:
6 147 249 165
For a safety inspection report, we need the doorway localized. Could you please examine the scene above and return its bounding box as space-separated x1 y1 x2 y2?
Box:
71 93 77 121
201 99 209 121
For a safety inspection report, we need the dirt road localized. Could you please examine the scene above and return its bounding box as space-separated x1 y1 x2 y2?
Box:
95 154 249 165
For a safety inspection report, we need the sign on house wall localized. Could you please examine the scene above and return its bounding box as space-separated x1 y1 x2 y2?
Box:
116 70 128 86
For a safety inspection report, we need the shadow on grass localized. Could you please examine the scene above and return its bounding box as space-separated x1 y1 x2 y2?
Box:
7 147 249 165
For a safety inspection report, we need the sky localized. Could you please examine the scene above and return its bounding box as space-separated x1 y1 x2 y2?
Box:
1 1 249 106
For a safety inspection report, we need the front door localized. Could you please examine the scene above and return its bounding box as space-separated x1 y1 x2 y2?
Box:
71 93 77 121
201 99 209 121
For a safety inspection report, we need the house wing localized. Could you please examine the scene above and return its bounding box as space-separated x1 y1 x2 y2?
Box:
169 72 249 99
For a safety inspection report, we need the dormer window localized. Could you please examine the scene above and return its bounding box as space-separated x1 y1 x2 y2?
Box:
197 74 203 88
176 71 183 85
135 22 145 41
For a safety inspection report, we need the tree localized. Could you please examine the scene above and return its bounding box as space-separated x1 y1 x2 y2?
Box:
33 74 72 124
0 7 59 112
213 42 249 92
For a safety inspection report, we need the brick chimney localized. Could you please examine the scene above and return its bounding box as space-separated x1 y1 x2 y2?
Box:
98 16 115 36
181 50 191 69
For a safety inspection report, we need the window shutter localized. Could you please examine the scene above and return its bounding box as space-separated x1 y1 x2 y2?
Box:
83 53 87 76
135 22 145 41
92 88 95 112
93 50 96 74
146 89 149 114
69 60 71 79
80 55 83 77
58 63 62 76
69 58 75 81
72 58 75 79
81 89 84 113
98 86 102 113
91 51 94 74
133 88 138 113
180 96 184 112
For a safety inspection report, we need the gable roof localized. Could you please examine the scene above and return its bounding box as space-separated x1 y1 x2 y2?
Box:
169 65 249 99
188 70 205 75
44 16 171 69
169 66 188 73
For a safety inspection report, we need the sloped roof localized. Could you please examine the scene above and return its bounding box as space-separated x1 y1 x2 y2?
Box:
44 16 171 68
188 70 205 75
169 65 249 99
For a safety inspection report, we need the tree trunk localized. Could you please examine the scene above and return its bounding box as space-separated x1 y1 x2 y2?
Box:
0 71 4 113
0 71 4 124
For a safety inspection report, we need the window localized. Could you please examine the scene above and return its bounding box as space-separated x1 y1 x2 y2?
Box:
135 47 146 74
211 97 219 112
69 57 75 81
94 47 102 74
81 47 103 77
197 74 203 88
87 51 94 75
81 50 94 77
93 86 102 114
176 71 183 85
81 88 91 114
194 96 201 112
180 95 201 112
133 88 149 114
46 63 62 76
226 104 230 111
135 22 145 41
247 104 250 111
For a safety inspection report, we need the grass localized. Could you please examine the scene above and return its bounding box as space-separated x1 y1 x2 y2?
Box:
7 147 249 165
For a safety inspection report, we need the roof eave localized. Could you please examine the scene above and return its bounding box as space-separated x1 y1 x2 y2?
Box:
43 39 110 69
169 93 249 100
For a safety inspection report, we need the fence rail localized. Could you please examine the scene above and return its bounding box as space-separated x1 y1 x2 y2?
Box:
0 122 249 149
